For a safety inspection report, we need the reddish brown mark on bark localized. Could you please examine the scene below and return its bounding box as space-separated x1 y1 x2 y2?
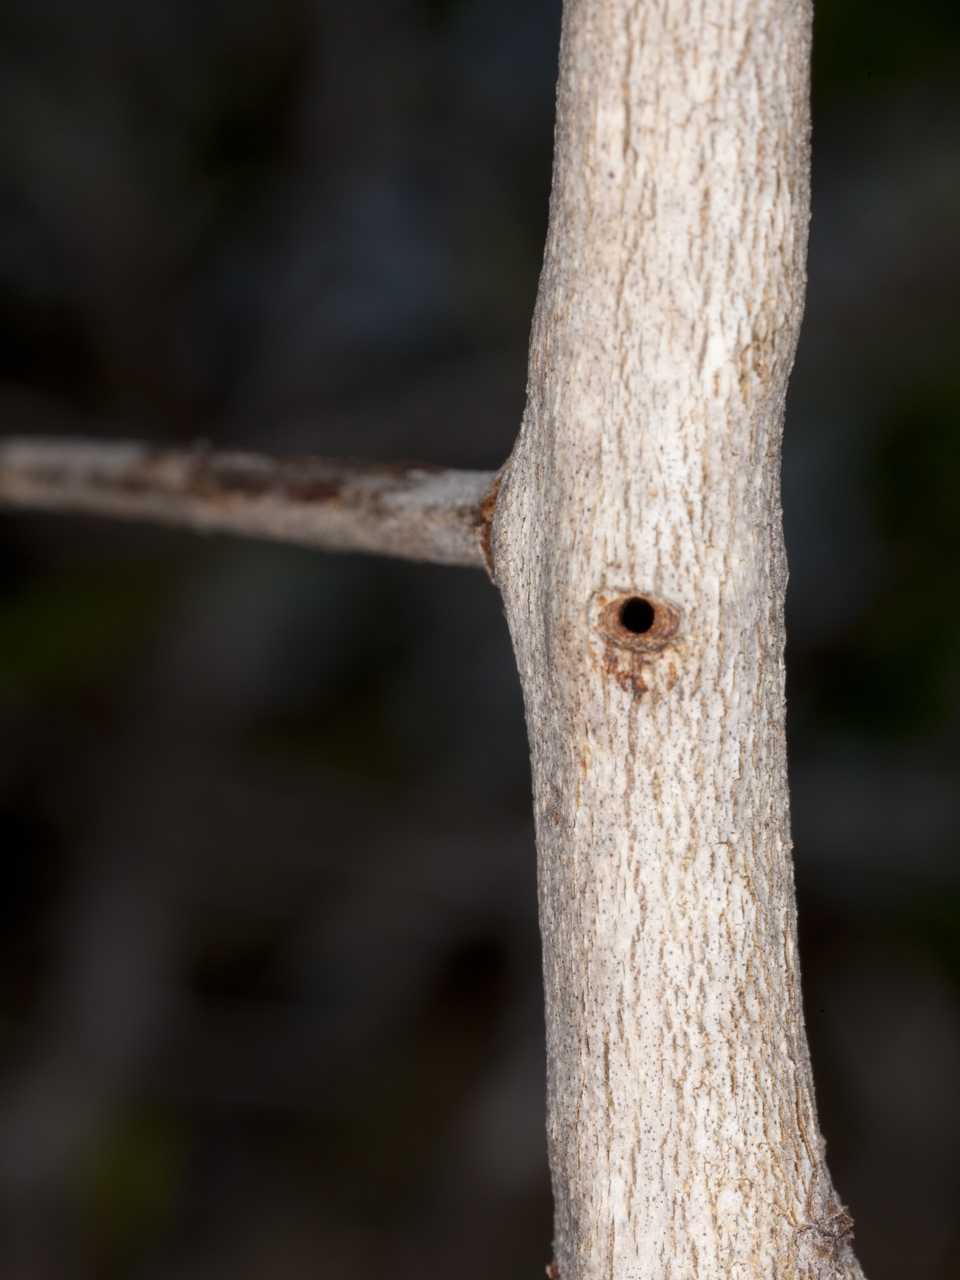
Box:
474 470 503 578
27 451 449 507
592 591 682 697
197 462 343 502
811 1202 855 1260
195 456 443 504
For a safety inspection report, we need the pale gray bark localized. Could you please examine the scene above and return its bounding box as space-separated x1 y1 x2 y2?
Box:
0 3 867 1277
490 1 865 1278
0 437 495 569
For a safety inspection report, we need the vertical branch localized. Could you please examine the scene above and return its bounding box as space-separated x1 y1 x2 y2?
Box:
493 1 865 1277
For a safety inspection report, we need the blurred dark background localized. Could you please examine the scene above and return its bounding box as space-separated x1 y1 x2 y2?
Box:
0 1 955 1277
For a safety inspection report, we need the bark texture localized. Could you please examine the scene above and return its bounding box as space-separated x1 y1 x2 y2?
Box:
491 2 865 1277
0 437 495 569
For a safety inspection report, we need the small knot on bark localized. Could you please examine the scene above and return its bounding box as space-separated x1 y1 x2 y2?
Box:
812 1203 855 1255
799 1196 856 1275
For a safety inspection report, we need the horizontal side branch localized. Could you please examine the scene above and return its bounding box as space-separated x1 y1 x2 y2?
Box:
0 437 500 570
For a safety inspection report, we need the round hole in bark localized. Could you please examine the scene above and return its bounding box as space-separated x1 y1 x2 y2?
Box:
618 596 655 634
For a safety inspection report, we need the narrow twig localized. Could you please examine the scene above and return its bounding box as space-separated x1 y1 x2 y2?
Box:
0 437 500 569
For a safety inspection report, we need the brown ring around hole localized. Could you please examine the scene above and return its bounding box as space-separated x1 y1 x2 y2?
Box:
594 591 681 655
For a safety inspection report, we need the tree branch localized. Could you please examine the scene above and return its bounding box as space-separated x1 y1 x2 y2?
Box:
0 436 500 570
490 0 865 1276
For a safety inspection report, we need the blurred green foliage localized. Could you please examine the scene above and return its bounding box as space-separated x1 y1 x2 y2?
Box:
185 3 306 248
74 1099 190 1278
895 883 960 992
255 675 419 783
0 559 178 697
300 938 510 1214
792 0 960 747
814 0 960 95
803 391 960 737
249 577 421 784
